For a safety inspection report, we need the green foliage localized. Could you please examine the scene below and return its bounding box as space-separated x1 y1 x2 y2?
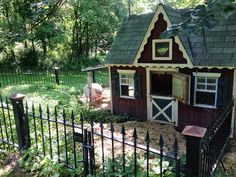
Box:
0 0 129 69
18 147 83 177
162 0 236 38
82 109 132 123
0 148 8 168
164 0 205 8
98 155 179 177
17 48 39 68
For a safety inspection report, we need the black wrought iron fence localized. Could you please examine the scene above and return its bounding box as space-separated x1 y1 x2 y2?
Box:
0 95 18 149
0 69 55 88
0 68 109 88
200 100 234 177
0 94 182 176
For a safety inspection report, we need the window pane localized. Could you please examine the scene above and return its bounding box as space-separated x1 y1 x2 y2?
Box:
121 74 126 79
207 85 216 90
197 77 206 83
129 86 134 97
127 74 133 79
207 78 216 84
128 79 134 85
197 84 205 90
121 78 127 84
155 42 170 57
121 85 134 97
195 91 215 106
121 85 129 96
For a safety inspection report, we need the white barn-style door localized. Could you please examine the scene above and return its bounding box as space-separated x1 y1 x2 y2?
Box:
151 95 176 123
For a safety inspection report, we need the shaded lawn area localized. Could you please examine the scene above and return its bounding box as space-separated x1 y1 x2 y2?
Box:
0 70 109 115
0 83 85 116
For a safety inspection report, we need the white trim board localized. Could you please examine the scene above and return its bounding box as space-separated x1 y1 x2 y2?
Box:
193 72 221 78
108 66 113 114
231 69 236 137
117 69 135 74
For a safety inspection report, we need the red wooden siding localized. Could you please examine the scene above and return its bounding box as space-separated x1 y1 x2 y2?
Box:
177 68 234 130
111 66 147 121
138 13 187 64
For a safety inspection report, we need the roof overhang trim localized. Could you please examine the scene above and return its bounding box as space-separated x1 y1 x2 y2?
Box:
106 64 236 70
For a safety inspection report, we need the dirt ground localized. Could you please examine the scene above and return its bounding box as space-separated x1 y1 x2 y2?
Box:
0 153 30 177
222 137 236 176
91 121 186 156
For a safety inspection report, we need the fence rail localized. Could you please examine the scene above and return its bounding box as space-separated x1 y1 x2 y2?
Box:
200 100 234 177
0 68 109 88
0 69 55 88
0 95 18 149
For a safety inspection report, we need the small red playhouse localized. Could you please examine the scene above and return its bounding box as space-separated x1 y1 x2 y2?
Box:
105 4 236 133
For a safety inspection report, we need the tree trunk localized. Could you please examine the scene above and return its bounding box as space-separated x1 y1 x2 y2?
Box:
11 49 16 63
41 38 47 55
85 23 89 57
30 26 36 53
3 3 12 30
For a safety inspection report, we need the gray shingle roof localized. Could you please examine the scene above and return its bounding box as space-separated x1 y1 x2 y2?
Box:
105 13 154 64
105 4 236 67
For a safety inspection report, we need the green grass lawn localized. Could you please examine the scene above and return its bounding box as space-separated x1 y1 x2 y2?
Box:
1 83 83 115
0 70 109 115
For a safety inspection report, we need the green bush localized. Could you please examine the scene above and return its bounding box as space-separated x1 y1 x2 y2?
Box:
82 109 132 123
17 48 39 68
18 147 83 177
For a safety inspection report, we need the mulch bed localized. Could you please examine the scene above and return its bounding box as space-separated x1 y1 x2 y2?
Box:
88 121 186 160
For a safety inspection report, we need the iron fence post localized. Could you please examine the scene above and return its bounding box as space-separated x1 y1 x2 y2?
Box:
10 93 30 151
182 125 207 177
54 67 60 85
83 129 89 176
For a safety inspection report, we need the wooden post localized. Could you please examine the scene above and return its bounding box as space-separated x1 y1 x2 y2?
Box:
54 67 60 85
87 72 93 102
92 70 96 83
10 93 30 151
182 126 207 177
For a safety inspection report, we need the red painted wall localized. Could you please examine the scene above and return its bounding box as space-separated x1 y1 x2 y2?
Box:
177 68 234 130
111 66 147 121
138 13 187 64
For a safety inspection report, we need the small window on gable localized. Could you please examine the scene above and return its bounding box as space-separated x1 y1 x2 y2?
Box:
118 70 135 98
193 72 221 108
152 39 172 60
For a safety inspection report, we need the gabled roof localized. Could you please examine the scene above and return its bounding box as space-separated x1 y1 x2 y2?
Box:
105 13 154 65
105 4 236 67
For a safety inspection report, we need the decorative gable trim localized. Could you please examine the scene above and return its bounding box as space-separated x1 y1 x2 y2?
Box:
133 4 193 67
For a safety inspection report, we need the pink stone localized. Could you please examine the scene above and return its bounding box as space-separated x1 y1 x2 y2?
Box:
182 125 207 138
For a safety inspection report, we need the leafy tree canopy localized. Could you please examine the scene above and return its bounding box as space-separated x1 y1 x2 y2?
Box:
161 0 236 37
0 0 235 69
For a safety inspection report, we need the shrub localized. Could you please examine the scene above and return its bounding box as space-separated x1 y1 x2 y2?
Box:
82 109 132 123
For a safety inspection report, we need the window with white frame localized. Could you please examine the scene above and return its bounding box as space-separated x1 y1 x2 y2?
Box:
193 72 221 108
118 70 135 98
152 39 172 60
